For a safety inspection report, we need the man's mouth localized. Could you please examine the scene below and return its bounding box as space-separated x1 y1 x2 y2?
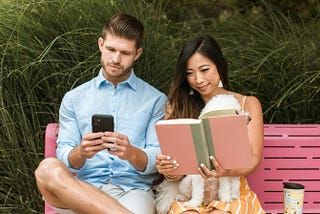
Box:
108 64 121 70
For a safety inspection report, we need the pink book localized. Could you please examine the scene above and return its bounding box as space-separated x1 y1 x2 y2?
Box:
155 109 252 175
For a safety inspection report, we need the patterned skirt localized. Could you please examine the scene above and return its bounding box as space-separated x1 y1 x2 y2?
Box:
168 176 265 214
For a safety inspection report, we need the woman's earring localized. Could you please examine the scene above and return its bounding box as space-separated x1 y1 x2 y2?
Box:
218 80 223 88
189 89 194 95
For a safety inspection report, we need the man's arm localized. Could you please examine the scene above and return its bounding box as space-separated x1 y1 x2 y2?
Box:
101 132 148 171
68 132 107 169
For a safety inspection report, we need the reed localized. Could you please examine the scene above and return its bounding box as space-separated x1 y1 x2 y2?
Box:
0 0 318 212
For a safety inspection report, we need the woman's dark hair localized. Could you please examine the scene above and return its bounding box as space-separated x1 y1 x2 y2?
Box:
168 35 230 119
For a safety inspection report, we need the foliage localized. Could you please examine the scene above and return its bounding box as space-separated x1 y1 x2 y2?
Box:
0 0 319 213
215 5 320 123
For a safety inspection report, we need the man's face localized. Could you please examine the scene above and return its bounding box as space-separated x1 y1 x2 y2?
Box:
98 33 142 86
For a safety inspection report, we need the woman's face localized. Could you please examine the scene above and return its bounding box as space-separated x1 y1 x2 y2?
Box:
186 52 221 103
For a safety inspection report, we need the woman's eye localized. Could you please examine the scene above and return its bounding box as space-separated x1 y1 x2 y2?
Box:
201 68 209 72
186 70 193 75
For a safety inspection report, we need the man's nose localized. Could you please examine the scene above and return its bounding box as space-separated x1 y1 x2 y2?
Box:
112 52 121 63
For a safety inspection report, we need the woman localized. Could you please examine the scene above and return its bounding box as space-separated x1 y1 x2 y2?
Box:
156 35 265 213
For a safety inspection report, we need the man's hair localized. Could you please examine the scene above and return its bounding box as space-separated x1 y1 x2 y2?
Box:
102 13 144 49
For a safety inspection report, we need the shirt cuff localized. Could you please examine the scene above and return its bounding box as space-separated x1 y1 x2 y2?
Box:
136 147 160 175
57 146 86 174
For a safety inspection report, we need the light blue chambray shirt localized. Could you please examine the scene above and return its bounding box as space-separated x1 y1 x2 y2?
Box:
56 68 167 191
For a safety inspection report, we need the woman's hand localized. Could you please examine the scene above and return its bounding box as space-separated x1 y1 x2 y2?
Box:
198 156 230 179
156 154 179 175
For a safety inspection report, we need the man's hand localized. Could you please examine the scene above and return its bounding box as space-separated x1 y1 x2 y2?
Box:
102 132 147 171
101 132 134 159
78 132 106 158
69 132 105 169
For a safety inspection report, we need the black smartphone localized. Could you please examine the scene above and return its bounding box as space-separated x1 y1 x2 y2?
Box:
92 114 114 133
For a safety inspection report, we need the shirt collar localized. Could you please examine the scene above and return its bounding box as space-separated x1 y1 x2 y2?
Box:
95 68 138 91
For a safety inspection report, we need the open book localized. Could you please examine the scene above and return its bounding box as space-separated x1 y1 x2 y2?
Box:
155 109 252 174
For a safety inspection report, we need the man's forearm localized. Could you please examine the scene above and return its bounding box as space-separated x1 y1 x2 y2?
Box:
68 146 87 169
128 146 148 171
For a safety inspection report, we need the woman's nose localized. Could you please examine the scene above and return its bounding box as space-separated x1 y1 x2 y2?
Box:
195 72 204 83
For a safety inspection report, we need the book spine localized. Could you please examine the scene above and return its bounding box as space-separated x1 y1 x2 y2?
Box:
201 119 215 170
190 122 210 171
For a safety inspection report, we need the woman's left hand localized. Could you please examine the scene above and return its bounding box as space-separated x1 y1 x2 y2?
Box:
198 156 228 179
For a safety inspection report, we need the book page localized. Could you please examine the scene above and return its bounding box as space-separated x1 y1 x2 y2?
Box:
155 118 200 125
199 109 237 119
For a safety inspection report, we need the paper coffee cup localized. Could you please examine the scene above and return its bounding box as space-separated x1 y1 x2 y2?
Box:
283 182 304 214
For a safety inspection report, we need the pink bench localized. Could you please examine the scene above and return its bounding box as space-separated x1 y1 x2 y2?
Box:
43 123 320 214
246 124 320 213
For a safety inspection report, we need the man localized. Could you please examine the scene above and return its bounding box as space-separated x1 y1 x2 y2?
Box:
35 13 166 214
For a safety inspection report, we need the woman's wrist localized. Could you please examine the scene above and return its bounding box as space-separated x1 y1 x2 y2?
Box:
164 174 184 181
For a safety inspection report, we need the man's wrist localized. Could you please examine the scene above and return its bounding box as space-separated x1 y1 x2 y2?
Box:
68 145 86 169
128 146 147 171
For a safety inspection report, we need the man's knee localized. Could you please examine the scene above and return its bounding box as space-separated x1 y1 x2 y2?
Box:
35 158 67 187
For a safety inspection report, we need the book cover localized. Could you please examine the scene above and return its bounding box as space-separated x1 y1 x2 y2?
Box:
202 115 252 170
155 109 252 174
155 119 210 174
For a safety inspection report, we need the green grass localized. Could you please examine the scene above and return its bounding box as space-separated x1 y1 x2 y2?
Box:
0 0 319 213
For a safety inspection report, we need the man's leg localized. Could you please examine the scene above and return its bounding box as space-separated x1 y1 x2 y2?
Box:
35 158 132 214
100 183 155 214
118 188 154 214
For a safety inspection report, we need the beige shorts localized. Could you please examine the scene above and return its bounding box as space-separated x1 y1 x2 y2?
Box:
45 182 154 214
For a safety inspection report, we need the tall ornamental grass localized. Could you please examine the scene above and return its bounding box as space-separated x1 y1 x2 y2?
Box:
0 0 319 213
0 0 178 213
215 5 320 123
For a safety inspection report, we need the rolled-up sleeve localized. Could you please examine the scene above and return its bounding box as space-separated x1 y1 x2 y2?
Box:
137 95 167 175
56 92 84 174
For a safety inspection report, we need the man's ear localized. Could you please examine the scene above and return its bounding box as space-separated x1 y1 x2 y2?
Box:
98 37 104 52
134 48 143 61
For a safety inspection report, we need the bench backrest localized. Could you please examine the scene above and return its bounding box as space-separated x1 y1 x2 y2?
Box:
44 123 320 213
247 124 320 213
43 123 60 214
